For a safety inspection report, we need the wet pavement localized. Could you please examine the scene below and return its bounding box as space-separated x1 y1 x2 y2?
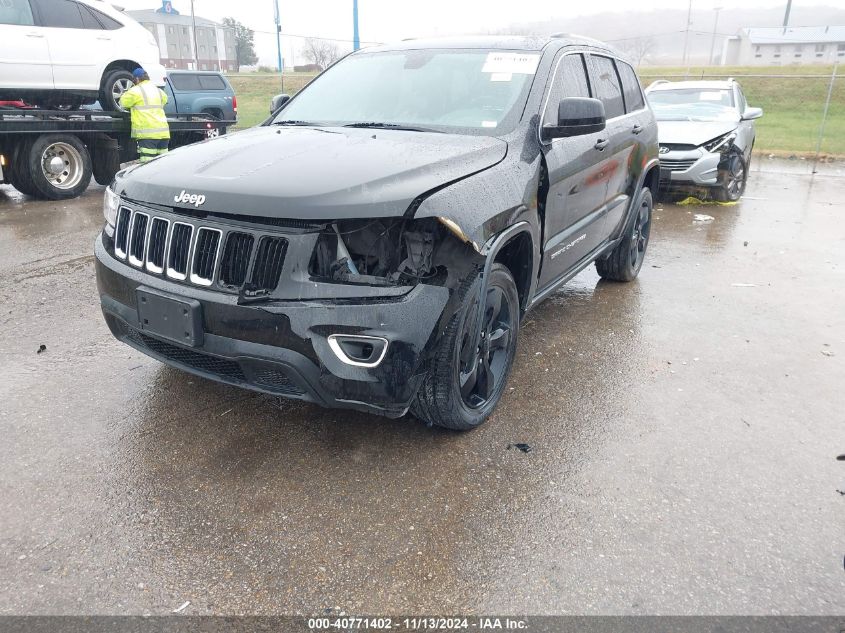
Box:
1 161 843 615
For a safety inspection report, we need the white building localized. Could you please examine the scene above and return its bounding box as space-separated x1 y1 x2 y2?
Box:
723 26 845 66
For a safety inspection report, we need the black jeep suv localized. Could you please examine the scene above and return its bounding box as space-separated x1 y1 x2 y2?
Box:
95 36 659 430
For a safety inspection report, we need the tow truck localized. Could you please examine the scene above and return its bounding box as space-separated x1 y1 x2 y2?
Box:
0 105 233 200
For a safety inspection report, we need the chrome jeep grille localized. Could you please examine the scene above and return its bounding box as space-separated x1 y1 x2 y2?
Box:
113 205 287 292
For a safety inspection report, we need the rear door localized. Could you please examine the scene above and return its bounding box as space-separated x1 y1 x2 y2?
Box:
31 0 109 90
585 54 637 241
0 0 53 89
538 52 610 288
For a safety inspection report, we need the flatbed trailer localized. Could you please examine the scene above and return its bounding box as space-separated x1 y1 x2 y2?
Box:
0 108 233 200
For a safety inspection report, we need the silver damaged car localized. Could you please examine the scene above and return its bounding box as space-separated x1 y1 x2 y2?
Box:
646 79 762 201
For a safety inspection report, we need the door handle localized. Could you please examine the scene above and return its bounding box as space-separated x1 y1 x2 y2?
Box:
97 36 111 40
594 139 609 151
632 124 644 135
26 32 45 38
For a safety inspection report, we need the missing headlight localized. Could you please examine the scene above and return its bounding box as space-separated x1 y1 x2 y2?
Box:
702 132 737 153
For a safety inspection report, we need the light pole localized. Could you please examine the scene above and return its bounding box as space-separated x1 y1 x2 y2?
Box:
353 0 360 51
681 0 693 66
273 0 284 89
783 0 793 28
708 6 722 66
190 0 199 70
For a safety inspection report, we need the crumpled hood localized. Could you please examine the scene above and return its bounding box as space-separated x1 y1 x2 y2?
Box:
116 126 508 219
657 119 739 147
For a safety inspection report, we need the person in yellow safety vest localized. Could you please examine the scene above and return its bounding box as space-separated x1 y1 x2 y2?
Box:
119 68 170 163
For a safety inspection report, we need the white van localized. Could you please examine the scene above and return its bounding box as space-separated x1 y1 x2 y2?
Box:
0 0 166 109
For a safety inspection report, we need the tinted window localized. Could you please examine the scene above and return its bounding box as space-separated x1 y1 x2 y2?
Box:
169 74 202 90
87 5 121 29
0 0 35 25
589 55 625 119
617 61 645 112
37 0 84 28
198 74 226 90
543 53 591 124
77 3 101 28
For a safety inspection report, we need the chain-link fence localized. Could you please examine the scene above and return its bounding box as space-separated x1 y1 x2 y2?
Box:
224 65 842 167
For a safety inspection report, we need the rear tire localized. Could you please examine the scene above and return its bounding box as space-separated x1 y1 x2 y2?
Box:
595 187 652 282
23 134 92 200
100 69 134 111
7 140 39 196
412 263 520 431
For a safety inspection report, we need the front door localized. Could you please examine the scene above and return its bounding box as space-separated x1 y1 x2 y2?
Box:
0 0 53 89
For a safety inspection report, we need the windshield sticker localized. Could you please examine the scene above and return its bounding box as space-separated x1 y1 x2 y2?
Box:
481 121 498 128
482 52 540 75
489 72 513 82
700 91 725 101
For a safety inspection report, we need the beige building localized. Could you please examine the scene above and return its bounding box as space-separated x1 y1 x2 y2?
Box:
127 4 237 72
723 26 845 66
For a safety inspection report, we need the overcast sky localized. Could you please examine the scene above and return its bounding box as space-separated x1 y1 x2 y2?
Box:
116 0 830 66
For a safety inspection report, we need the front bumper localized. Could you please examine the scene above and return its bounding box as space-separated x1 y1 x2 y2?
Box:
95 234 449 418
659 148 721 187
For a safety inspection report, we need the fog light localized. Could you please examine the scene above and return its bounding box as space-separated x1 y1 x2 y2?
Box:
328 334 388 368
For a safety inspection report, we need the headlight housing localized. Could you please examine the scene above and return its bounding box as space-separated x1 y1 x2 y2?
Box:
702 132 737 153
103 186 120 228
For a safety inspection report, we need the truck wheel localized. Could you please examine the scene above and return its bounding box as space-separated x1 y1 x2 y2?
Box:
24 134 93 200
100 69 134 111
595 187 652 282
412 263 519 431
7 139 39 196
713 151 747 202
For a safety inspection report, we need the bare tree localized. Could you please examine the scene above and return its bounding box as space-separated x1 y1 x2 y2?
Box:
302 38 342 71
622 35 656 67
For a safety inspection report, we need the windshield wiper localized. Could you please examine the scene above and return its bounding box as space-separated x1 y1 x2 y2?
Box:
272 120 323 126
343 122 440 133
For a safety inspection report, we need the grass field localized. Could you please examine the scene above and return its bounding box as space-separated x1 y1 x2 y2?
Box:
227 65 843 156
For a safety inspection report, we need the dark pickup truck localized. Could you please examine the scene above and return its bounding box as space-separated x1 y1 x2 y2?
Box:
95 35 659 430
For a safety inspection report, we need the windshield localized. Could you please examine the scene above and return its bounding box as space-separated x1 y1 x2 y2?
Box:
271 49 540 135
648 88 738 122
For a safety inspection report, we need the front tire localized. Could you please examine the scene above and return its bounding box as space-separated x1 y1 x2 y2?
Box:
100 69 134 111
596 187 652 282
713 151 747 202
412 263 520 431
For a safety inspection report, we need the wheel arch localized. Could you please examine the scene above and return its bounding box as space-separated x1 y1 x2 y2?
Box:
492 229 534 313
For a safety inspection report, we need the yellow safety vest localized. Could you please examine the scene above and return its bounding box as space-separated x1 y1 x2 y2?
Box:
119 80 170 140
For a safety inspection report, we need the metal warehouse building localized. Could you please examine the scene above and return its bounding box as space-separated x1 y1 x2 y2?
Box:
127 2 237 71
723 26 845 66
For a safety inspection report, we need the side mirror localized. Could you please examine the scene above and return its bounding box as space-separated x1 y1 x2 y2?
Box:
543 97 606 140
270 93 290 114
742 106 763 121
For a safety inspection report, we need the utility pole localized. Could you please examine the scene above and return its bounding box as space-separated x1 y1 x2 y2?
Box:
190 0 199 70
681 0 693 66
708 6 722 66
353 0 360 51
273 0 284 90
782 0 793 28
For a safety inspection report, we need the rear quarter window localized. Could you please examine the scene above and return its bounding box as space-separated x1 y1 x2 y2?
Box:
617 61 645 112
169 74 202 91
198 75 227 90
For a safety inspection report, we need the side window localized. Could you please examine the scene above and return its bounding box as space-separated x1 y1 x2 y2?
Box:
0 0 35 25
543 53 591 125
617 61 645 113
169 74 202 90
35 0 84 28
87 5 121 29
588 55 625 119
77 3 102 29
198 74 227 90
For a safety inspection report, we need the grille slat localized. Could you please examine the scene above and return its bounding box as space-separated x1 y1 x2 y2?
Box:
112 206 285 291
219 232 255 287
146 218 169 273
250 237 287 292
128 212 149 267
114 207 132 259
660 158 698 172
190 228 221 286
167 223 193 280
